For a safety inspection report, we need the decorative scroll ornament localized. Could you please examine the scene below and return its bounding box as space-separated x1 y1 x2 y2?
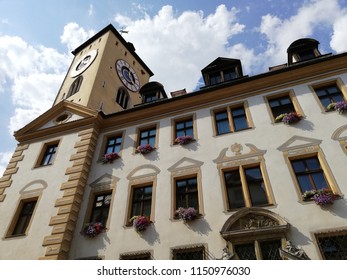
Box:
279 241 310 260
239 214 278 230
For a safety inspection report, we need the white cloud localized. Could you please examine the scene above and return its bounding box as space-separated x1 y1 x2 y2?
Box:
60 22 96 52
114 4 245 93
259 0 341 68
88 4 94 16
330 13 347 53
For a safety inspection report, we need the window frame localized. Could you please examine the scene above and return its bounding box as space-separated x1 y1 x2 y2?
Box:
222 163 272 210
172 114 197 145
99 131 124 160
126 182 155 226
212 102 253 136
35 140 60 168
116 87 129 109
135 124 159 150
314 229 347 260
6 197 39 238
265 91 304 124
174 176 199 213
233 239 283 260
171 245 207 260
67 76 83 98
284 148 341 202
309 79 347 112
87 191 113 228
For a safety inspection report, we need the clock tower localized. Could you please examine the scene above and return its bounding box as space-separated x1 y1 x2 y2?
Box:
53 24 153 114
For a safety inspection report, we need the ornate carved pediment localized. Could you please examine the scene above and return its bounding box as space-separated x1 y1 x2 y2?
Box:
220 208 289 241
233 214 279 230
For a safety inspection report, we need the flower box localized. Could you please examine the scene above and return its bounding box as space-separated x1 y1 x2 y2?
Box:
83 222 104 238
174 135 194 145
276 112 302 124
327 101 347 114
130 215 151 231
102 152 119 164
175 207 198 222
136 144 155 154
302 188 339 206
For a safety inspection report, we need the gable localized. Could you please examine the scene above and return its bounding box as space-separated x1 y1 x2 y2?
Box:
14 100 99 142
277 135 322 151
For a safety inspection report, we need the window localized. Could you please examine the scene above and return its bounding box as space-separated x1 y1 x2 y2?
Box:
234 240 282 260
144 92 158 103
290 156 329 194
116 87 129 109
172 246 206 260
88 192 112 227
138 127 157 147
209 72 222 85
268 95 295 119
223 166 269 210
223 69 237 81
8 198 37 236
67 76 83 98
314 84 345 109
316 231 347 260
38 142 59 166
130 185 153 218
175 177 199 211
174 117 194 139
104 135 122 155
120 252 152 260
214 105 250 135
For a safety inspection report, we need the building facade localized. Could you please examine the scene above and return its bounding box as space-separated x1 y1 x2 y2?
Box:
0 25 347 260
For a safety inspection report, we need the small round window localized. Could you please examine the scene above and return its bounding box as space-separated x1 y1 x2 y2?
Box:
54 113 71 124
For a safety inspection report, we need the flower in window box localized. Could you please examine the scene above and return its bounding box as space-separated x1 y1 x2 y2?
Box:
274 113 287 123
83 222 104 238
334 101 347 114
102 152 119 164
175 207 198 222
136 144 155 154
174 135 194 145
282 112 302 124
130 215 151 231
326 102 336 111
302 188 339 206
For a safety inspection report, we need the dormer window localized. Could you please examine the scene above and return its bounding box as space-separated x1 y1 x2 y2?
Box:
201 58 243 87
287 38 322 65
139 81 168 104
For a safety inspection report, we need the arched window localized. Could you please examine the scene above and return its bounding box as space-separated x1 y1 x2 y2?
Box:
67 76 83 98
116 87 129 109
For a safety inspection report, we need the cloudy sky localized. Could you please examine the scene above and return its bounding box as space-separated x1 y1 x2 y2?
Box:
1 0 347 175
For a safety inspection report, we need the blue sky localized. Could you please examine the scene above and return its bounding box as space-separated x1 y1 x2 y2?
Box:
1 0 347 174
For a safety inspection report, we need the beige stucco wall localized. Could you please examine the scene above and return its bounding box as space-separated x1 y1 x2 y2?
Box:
69 73 347 260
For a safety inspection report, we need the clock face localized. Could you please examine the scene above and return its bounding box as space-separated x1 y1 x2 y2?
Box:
116 59 140 92
70 49 98 77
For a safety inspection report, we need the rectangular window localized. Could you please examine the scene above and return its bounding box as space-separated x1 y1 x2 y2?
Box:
234 240 282 260
144 92 158 103
315 84 345 109
175 177 199 211
316 232 347 260
9 199 37 236
223 166 269 210
40 143 58 166
175 118 194 138
89 192 112 227
268 95 296 119
214 105 250 135
138 127 156 147
223 69 237 81
291 156 329 193
172 246 205 260
120 252 152 260
130 185 153 218
105 135 122 155
209 72 222 85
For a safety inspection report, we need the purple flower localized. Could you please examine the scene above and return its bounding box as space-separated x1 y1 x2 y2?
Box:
174 135 193 145
282 112 302 124
334 101 347 114
312 189 337 205
83 222 104 237
175 207 198 221
136 144 154 154
102 152 119 163
130 215 151 231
